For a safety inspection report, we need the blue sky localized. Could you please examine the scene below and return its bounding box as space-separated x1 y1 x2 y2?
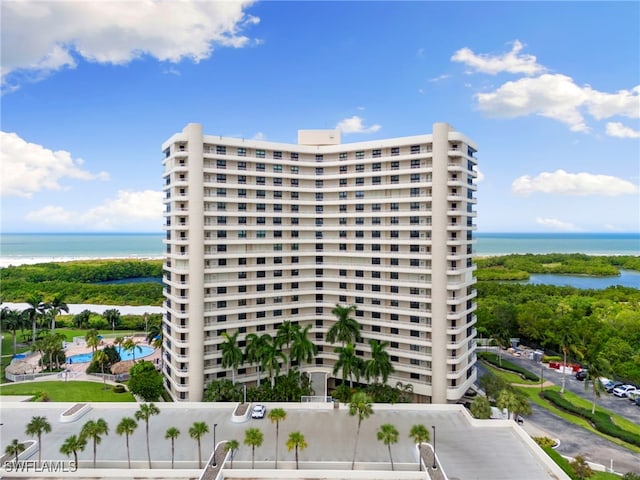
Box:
1 1 639 233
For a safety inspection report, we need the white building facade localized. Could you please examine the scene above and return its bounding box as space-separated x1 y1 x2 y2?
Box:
162 123 478 402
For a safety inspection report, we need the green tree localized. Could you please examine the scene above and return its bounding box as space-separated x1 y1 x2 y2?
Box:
290 324 317 376
470 395 492 419
47 295 69 332
583 354 611 414
165 427 180 469
135 402 160 468
334 342 362 388
85 329 100 353
80 418 109 468
93 349 109 389
408 424 430 471
60 434 86 467
103 308 121 332
268 407 287 469
5 438 25 463
2 308 27 355
364 339 394 384
221 331 243 384
497 389 518 420
244 427 264 469
146 324 162 348
286 431 307 470
24 293 45 344
116 417 138 469
349 391 373 470
327 304 361 346
224 439 239 469
244 333 267 386
189 421 209 469
25 415 52 466
260 335 286 387
276 321 297 373
377 423 399 471
570 455 594 480
122 337 143 363
128 360 163 401
551 302 582 394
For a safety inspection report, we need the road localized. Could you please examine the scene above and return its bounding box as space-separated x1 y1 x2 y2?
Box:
478 350 640 475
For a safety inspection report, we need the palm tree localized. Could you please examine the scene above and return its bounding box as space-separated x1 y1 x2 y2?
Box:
377 423 399 471
2 308 27 355
123 337 143 363
244 427 264 469
408 424 430 471
286 431 307 470
47 295 69 332
23 293 45 344
268 408 287 469
327 304 361 346
80 418 109 468
276 321 297 373
102 308 120 333
85 329 100 354
135 402 160 468
334 342 362 388
60 434 86 467
260 334 286 387
364 339 394 384
244 333 267 386
93 349 109 389
497 389 519 420
583 354 611 414
116 417 138 469
290 324 317 377
165 427 180 469
220 331 243 384
25 415 52 466
348 391 373 470
553 302 582 394
146 324 162 348
188 421 209 469
5 438 26 463
224 439 239 469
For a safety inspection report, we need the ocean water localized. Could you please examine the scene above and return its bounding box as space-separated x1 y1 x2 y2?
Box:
0 232 638 267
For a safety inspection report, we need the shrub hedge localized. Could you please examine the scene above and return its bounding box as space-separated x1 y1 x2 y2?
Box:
541 446 579 480
478 352 540 382
542 390 640 447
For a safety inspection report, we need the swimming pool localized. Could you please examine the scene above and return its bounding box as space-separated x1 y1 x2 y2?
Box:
66 345 154 364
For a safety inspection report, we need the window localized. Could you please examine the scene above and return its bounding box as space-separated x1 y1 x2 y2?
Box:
291 152 299 160
291 204 299 212
217 202 226 211
339 191 347 199
217 216 226 225
372 217 381 225
372 258 380 265
257 217 266 224
356 178 364 185
273 164 282 173
356 164 364 172
339 152 347 160
316 167 324 175
391 147 400 156
256 203 266 211
291 165 299 173
340 178 347 186
316 192 324 201
411 173 420 182
316 154 323 162
217 230 227 238
237 148 246 157
390 175 399 184
316 218 323 226
373 149 381 158
411 188 420 197
256 176 265 185
216 146 226 155
340 165 347 173
217 188 226 196
256 230 265 238
411 158 420 167
411 201 420 210
390 217 399 224
216 159 226 168
273 178 282 186
390 230 399 238
274 204 282 212
372 176 381 185
256 190 265 197
256 150 265 158
238 216 247 224
316 205 323 213
356 191 365 198
218 258 226 266
238 175 246 184
315 180 323 188
238 188 246 197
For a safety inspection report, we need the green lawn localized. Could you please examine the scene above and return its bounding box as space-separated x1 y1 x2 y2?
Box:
0 380 135 402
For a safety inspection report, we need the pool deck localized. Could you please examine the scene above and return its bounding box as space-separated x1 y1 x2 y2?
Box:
65 337 160 374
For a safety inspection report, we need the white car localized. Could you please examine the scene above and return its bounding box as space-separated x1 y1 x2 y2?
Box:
612 385 637 398
251 404 266 419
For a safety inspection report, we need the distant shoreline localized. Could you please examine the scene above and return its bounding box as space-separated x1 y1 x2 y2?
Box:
0 255 164 269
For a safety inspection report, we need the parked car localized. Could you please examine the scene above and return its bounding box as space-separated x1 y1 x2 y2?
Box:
575 370 587 381
606 381 624 393
628 390 640 402
612 385 638 398
251 404 266 419
635 396 640 407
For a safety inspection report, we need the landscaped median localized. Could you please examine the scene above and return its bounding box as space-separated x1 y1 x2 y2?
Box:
478 351 540 382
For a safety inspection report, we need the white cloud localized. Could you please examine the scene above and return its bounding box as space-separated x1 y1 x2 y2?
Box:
535 217 579 231
253 132 265 141
476 74 590 132
1 0 258 89
585 85 640 120
605 122 640 139
25 190 163 230
512 169 639 196
429 74 451 83
451 40 545 76
336 116 381 134
0 131 109 198
474 167 485 183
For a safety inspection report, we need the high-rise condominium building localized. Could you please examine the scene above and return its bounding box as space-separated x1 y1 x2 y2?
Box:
162 123 478 403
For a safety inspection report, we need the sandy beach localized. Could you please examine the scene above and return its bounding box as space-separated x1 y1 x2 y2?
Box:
0 255 163 269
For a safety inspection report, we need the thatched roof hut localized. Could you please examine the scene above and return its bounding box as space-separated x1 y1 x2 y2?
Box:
110 360 134 375
6 361 35 375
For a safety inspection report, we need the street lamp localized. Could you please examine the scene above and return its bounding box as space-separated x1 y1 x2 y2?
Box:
431 425 437 470
540 364 544 393
212 423 218 466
